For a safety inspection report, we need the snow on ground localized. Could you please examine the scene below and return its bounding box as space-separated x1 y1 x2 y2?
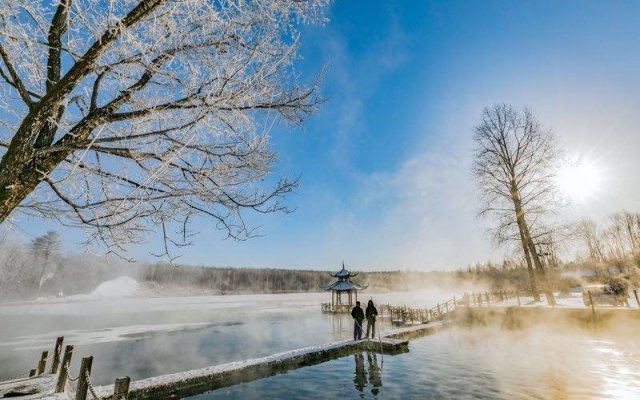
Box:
66 276 139 300
91 276 139 298
489 292 611 308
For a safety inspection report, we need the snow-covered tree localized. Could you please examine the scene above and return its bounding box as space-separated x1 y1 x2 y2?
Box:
0 0 326 257
30 230 61 291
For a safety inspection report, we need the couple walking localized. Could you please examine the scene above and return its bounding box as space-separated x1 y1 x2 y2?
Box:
351 299 378 340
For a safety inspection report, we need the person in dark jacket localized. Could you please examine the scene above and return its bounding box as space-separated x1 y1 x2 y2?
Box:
365 299 378 339
351 301 365 340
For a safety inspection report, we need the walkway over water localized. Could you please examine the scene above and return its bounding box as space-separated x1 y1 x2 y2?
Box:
0 320 457 400
14 290 615 400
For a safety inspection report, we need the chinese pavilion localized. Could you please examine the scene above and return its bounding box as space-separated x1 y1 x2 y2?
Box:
321 262 368 313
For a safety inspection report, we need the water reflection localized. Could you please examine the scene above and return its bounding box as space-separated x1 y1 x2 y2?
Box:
195 326 640 400
353 352 382 396
367 353 382 395
354 353 367 392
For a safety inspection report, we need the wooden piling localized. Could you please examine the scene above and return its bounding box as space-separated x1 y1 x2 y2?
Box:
56 345 74 393
112 376 131 400
634 289 640 308
50 336 64 374
37 351 49 375
76 356 93 400
29 368 36 377
517 291 521 307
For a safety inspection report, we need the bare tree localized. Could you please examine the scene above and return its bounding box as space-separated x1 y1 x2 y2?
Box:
0 0 326 259
576 219 606 264
30 230 61 292
473 104 559 304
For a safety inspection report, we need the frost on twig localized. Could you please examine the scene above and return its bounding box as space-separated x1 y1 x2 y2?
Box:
0 0 327 259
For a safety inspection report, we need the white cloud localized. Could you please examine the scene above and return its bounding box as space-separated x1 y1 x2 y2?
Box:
321 137 500 270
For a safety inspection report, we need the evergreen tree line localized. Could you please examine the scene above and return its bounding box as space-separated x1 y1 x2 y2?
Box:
137 263 453 295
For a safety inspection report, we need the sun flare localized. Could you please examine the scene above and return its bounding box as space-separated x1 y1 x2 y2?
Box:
556 159 602 200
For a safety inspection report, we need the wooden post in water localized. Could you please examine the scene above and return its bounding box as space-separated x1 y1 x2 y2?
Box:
588 290 596 325
37 351 49 375
50 336 64 374
76 356 93 400
29 368 36 377
517 291 521 307
112 376 131 400
634 289 640 308
56 345 74 393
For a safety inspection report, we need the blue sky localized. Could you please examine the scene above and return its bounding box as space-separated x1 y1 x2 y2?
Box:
12 0 640 270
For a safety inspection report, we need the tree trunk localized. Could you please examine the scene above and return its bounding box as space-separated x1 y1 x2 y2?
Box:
515 208 540 301
510 178 556 305
0 130 69 222
523 230 556 306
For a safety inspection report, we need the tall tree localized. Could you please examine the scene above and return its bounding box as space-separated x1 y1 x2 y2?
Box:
473 104 558 305
0 0 326 258
576 219 606 264
30 230 61 292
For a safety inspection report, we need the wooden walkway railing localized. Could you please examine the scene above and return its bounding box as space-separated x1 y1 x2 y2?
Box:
375 290 526 326
462 289 521 307
0 336 130 400
377 296 461 326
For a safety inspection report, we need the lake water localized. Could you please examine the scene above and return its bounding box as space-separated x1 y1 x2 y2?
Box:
2 291 639 399
192 325 640 399
0 290 449 385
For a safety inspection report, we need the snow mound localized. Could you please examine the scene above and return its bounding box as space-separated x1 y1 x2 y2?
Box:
90 276 139 299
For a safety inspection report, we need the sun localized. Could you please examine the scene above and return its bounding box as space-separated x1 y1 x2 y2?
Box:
556 159 602 200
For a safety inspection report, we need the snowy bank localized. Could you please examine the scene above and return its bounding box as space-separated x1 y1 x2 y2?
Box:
67 276 139 301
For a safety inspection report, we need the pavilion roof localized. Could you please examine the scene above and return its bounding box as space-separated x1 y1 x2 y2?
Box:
331 262 358 278
323 280 368 291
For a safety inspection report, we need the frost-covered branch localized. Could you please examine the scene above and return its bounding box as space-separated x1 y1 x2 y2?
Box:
0 0 328 257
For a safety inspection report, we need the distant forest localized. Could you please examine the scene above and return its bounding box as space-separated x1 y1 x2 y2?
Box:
138 263 454 295
1 228 639 301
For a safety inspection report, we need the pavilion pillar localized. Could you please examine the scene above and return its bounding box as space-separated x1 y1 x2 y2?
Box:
355 290 358 303
331 290 335 311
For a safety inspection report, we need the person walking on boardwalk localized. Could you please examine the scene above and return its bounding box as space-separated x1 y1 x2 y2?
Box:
351 301 365 340
364 299 378 339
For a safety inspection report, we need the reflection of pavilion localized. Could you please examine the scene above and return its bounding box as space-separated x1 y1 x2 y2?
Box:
321 262 368 313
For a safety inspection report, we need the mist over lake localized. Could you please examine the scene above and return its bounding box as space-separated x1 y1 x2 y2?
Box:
0 291 451 385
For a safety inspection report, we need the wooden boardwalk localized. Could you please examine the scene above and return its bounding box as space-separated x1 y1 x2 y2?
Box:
1 299 463 400
0 374 68 400
92 337 408 400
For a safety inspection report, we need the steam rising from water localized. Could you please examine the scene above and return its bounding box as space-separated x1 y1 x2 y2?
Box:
2 286 638 398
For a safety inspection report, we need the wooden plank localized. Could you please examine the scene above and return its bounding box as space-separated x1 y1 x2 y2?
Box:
93 338 408 400
0 374 68 400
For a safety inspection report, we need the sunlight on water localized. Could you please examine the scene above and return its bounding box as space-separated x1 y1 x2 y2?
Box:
191 327 640 400
2 293 638 398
